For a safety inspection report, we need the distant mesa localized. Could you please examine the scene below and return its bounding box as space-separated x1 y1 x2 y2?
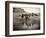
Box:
13 8 25 13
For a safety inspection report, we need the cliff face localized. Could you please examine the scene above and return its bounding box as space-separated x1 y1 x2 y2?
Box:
13 8 40 16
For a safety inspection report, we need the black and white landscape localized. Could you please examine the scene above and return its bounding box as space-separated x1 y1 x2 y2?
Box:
13 7 40 31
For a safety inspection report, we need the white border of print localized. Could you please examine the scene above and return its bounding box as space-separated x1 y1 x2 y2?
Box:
9 3 43 35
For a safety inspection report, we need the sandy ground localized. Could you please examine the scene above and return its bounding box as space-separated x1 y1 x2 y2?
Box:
13 13 40 30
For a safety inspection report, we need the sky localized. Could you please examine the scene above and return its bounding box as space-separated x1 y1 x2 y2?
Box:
22 7 40 13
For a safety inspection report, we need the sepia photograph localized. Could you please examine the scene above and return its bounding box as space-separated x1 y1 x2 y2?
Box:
13 7 40 30
5 1 45 37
